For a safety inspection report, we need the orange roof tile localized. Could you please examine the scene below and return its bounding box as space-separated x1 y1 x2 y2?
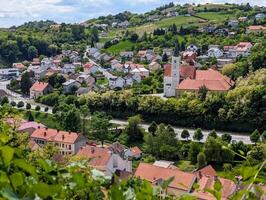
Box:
134 162 196 191
31 128 81 144
194 165 217 179
247 25 266 30
131 146 142 156
30 82 49 92
77 145 112 170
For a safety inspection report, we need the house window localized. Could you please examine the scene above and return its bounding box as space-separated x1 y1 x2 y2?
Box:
62 144 64 148
69 145 71 150
113 156 118 168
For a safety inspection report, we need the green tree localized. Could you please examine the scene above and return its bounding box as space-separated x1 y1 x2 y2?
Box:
124 115 144 143
204 137 233 164
193 128 203 141
208 130 217 139
28 46 38 60
198 85 208 101
26 111 34 121
20 72 32 95
0 96 9 106
26 103 31 110
63 108 81 132
90 112 110 147
181 129 190 141
197 152 207 169
148 121 157 136
221 133 232 143
162 53 168 62
80 105 90 134
250 129 261 143
35 105 41 111
189 142 201 164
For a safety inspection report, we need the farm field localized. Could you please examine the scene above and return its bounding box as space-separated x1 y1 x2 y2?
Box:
107 40 134 55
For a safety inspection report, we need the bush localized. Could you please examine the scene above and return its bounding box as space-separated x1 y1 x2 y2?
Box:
1 97 9 106
17 101 25 108
26 103 31 110
35 105 41 111
44 107 49 112
10 101 16 107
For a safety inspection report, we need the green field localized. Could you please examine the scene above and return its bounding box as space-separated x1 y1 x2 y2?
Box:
195 12 234 23
107 40 134 55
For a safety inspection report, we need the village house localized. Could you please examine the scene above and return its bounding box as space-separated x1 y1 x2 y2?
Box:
77 145 132 176
62 64 76 74
111 59 124 71
109 76 125 89
131 67 149 79
76 73 95 87
135 162 196 196
186 44 198 52
0 68 19 79
182 51 197 64
148 61 161 72
255 13 266 20
124 146 142 159
30 81 53 99
6 118 46 135
62 79 81 94
217 58 234 68
246 25 266 34
224 42 253 58
228 19 239 27
192 165 237 200
41 58 55 70
120 51 134 59
238 16 248 22
31 58 41 66
83 62 99 74
208 46 224 58
31 127 87 155
13 63 26 72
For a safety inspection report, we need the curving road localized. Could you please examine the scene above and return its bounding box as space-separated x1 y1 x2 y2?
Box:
1 80 252 144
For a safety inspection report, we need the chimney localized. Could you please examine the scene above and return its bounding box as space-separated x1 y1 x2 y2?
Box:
62 135 65 140
44 132 47 137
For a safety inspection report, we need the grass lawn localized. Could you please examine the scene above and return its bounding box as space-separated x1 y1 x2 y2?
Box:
96 77 108 86
107 40 135 55
176 160 197 172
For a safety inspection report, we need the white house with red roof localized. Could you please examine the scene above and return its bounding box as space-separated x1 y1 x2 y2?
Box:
224 42 253 58
246 25 266 34
31 127 87 155
77 145 132 176
30 82 53 99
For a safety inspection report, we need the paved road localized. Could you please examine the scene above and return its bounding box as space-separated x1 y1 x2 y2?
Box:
110 119 252 144
0 80 252 144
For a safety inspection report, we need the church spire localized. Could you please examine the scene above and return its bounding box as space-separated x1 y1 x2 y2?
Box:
173 42 179 57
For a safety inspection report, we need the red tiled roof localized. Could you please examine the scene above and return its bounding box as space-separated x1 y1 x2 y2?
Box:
77 145 112 170
83 63 94 69
194 176 237 200
18 122 46 132
30 82 49 92
31 128 81 144
194 165 217 179
134 163 196 191
180 65 196 79
247 25 266 30
131 146 142 156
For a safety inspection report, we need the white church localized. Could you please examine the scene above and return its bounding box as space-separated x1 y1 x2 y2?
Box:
164 45 181 97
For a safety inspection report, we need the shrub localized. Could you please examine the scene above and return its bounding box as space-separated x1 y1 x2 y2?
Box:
44 107 49 112
1 97 9 106
10 101 16 107
35 105 41 111
26 103 31 110
17 101 25 108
